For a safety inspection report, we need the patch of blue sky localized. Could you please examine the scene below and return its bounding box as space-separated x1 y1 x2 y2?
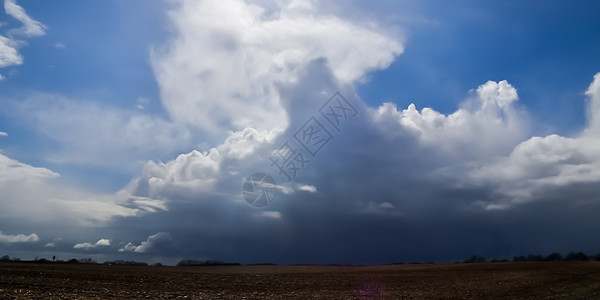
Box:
2 1 169 115
356 0 600 136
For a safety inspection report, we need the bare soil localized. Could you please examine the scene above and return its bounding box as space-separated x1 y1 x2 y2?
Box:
1 261 600 299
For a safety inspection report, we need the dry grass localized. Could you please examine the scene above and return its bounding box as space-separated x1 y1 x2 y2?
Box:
1 261 600 299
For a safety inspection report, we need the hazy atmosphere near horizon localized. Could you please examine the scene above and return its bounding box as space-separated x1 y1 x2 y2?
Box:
1 0 600 266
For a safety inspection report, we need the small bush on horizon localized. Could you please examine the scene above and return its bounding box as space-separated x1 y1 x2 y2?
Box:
545 252 563 261
565 252 589 261
464 255 486 263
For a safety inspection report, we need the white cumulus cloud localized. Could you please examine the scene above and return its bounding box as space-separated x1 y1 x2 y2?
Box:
44 238 62 248
465 72 600 209
129 127 276 200
73 238 111 249
0 231 39 244
371 80 527 160
585 72 600 134
298 185 317 193
119 232 172 253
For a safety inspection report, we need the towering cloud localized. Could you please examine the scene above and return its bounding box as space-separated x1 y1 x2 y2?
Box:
151 0 403 138
1 0 599 264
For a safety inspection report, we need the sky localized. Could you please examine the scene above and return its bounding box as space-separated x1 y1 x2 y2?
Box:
1 0 600 265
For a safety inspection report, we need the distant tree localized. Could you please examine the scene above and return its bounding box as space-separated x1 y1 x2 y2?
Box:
52 256 56 262
152 262 163 267
68 259 79 263
78 258 96 264
0 255 10 261
527 254 545 262
545 252 563 261
592 254 600 261
464 255 486 263
513 255 527 262
177 259 199 266
565 252 589 261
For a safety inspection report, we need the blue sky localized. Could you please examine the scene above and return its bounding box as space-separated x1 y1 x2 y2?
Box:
1 0 600 264
357 0 600 133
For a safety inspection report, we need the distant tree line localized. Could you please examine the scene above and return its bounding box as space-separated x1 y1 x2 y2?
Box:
176 259 241 266
4 252 600 267
103 260 148 266
0 255 19 262
464 252 600 263
0 256 99 264
0 256 153 266
1 255 239 267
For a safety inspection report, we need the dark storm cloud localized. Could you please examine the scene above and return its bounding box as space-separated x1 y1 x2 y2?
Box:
106 58 600 264
3 0 600 266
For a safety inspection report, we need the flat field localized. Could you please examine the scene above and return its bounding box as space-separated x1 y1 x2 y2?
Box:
1 261 600 299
